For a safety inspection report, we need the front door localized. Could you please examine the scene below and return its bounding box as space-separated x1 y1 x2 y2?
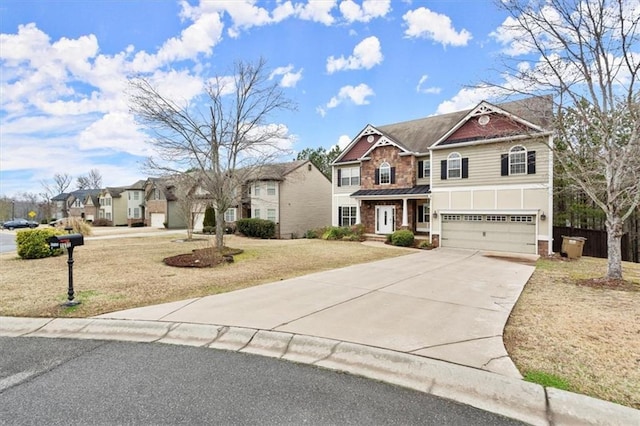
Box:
375 206 395 234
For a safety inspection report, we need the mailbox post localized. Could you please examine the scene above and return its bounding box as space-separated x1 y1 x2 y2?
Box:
48 234 84 307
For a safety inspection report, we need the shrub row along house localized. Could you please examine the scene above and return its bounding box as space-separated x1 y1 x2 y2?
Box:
332 96 554 255
51 160 332 239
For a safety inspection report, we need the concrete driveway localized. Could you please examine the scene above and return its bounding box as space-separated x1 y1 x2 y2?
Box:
97 247 536 378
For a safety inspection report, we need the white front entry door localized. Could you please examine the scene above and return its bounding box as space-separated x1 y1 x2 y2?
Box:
375 206 395 234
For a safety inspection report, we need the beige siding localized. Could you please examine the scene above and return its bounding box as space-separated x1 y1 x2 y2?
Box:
112 197 128 226
416 155 431 186
473 190 495 209
333 165 361 195
432 138 550 188
280 164 332 238
496 189 522 209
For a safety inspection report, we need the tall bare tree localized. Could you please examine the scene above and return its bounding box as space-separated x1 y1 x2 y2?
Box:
491 0 639 279
41 173 73 219
76 169 103 190
129 58 295 250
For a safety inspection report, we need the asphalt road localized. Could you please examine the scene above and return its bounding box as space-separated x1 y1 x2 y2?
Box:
0 337 525 425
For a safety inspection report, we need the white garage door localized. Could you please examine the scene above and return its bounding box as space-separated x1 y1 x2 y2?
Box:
150 213 165 228
441 214 536 254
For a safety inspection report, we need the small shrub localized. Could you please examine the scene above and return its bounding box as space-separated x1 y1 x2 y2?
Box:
92 218 112 227
350 223 365 239
203 226 215 235
304 229 318 239
16 228 64 259
130 221 145 228
322 226 348 240
225 224 236 234
203 205 216 228
390 230 414 247
236 218 275 239
418 240 433 249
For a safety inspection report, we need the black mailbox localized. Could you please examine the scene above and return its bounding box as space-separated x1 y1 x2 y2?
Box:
48 233 84 249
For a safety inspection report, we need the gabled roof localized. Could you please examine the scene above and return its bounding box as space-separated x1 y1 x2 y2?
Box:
334 96 552 163
101 187 126 197
244 160 309 181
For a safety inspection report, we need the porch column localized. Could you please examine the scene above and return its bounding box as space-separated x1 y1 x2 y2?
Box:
401 198 408 227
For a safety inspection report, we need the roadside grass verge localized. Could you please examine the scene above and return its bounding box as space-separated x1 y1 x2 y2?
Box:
0 234 410 319
504 256 640 409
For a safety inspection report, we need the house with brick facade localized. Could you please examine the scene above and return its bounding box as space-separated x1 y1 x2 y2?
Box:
332 97 554 256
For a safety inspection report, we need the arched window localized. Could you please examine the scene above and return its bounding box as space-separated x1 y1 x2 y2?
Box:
509 146 527 175
379 161 391 184
447 152 461 179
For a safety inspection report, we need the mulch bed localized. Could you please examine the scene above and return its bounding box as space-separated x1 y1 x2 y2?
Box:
163 247 243 268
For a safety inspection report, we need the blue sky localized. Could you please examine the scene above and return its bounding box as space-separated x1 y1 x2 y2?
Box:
1 0 524 198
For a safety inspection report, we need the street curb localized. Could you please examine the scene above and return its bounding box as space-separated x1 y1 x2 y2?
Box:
1 316 638 425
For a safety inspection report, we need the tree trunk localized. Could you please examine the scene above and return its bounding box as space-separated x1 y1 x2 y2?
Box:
215 208 225 251
605 215 624 280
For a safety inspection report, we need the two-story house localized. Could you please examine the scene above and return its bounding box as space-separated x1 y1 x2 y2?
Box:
98 187 127 225
143 177 184 228
332 97 553 256
192 160 332 238
52 189 101 221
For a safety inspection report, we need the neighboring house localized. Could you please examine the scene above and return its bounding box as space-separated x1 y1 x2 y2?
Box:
52 189 101 220
192 160 332 238
82 193 100 222
332 97 554 256
122 180 146 225
98 187 127 226
143 177 185 229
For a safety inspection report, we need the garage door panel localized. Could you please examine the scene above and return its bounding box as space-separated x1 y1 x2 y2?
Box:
441 215 536 254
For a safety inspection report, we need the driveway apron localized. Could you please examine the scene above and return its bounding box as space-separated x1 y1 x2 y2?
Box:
97 248 536 378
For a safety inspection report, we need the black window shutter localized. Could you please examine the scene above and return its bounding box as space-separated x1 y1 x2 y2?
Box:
390 167 396 184
418 205 424 220
418 161 424 179
527 151 536 174
501 154 509 176
337 169 342 186
462 158 469 179
338 207 342 227
440 160 447 180
375 169 380 184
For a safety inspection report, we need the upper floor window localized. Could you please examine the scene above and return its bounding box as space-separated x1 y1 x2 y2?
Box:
153 189 161 200
509 146 527 175
379 162 391 184
418 159 430 179
73 199 82 207
254 183 261 196
133 191 140 201
338 167 360 187
447 153 462 179
501 146 536 176
267 182 276 196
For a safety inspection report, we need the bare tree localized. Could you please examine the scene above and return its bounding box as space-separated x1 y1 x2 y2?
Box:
491 0 639 279
129 58 296 250
40 173 73 220
76 169 103 190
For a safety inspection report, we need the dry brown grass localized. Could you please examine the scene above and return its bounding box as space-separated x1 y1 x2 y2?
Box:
0 234 409 318
504 256 640 409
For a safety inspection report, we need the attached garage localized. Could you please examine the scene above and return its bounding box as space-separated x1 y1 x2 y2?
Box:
150 213 166 228
440 213 537 254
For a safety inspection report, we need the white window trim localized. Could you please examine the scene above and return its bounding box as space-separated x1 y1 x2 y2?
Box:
447 152 461 179
224 208 237 222
379 161 391 185
509 145 527 175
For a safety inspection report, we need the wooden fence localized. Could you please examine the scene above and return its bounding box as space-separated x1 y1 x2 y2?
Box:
552 227 633 261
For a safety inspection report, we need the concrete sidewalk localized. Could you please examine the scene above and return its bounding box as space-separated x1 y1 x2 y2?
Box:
2 247 638 424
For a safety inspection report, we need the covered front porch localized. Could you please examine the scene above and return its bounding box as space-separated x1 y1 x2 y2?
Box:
351 185 431 236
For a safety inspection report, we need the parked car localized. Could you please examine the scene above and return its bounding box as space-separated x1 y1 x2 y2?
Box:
2 219 39 230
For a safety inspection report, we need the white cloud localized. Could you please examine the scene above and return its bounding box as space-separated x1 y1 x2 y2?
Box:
294 0 337 25
327 36 383 73
403 7 471 47
324 83 374 111
337 134 352 149
435 86 505 115
269 65 303 88
416 74 441 94
78 112 150 156
339 0 391 23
